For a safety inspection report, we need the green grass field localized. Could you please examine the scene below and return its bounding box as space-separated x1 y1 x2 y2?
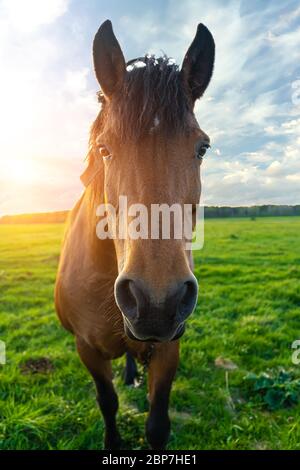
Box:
0 217 300 450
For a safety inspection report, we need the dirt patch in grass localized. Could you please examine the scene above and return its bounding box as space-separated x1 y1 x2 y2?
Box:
20 357 54 374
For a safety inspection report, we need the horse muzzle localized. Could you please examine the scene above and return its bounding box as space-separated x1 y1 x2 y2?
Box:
115 275 198 342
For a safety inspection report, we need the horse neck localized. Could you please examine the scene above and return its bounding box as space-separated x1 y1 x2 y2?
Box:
70 182 117 277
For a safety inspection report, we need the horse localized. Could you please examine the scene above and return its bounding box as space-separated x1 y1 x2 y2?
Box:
55 19 215 450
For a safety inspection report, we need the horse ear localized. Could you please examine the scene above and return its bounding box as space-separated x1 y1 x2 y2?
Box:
181 23 215 102
93 20 126 98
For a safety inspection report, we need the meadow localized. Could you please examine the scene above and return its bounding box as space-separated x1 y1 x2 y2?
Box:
0 217 300 450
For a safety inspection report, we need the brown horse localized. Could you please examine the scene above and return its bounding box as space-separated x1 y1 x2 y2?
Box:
55 19 214 450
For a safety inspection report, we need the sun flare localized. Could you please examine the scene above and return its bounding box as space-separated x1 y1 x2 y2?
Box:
2 158 38 184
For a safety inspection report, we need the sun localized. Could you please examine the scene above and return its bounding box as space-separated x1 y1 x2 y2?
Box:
2 157 38 184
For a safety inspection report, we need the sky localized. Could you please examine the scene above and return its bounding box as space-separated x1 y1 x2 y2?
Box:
0 0 300 215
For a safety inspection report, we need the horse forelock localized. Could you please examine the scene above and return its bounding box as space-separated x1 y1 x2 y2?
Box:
90 55 193 147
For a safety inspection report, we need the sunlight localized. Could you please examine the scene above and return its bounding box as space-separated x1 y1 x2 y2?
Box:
2 157 38 184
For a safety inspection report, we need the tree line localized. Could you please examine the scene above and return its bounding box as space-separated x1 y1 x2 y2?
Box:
204 205 300 218
1 205 300 224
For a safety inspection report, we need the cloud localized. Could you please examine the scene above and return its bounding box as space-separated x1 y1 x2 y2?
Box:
170 0 300 206
0 0 70 33
202 130 300 206
1 0 300 214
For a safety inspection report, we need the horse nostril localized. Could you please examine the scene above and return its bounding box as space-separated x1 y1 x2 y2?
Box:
115 278 138 321
116 275 198 337
178 279 198 320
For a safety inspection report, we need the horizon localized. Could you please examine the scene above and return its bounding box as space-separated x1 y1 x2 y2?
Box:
1 203 300 220
1 0 300 215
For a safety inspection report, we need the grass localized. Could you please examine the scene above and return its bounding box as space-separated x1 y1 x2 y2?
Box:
0 217 300 450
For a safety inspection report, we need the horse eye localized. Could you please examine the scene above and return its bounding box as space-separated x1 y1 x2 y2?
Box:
195 141 210 160
99 145 112 160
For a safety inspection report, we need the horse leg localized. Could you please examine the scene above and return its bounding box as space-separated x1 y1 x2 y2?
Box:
76 337 121 449
124 352 138 386
146 341 179 450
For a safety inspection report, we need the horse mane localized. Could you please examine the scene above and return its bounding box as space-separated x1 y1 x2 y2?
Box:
90 55 192 147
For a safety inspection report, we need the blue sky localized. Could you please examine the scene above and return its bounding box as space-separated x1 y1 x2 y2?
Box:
0 0 300 214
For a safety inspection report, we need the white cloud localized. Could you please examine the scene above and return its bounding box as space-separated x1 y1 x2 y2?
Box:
1 0 300 213
287 173 300 182
202 134 300 206
273 5 300 33
0 0 70 33
266 160 282 176
119 0 299 149
64 68 90 95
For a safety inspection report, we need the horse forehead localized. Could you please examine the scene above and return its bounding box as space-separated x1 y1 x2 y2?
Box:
150 112 198 134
